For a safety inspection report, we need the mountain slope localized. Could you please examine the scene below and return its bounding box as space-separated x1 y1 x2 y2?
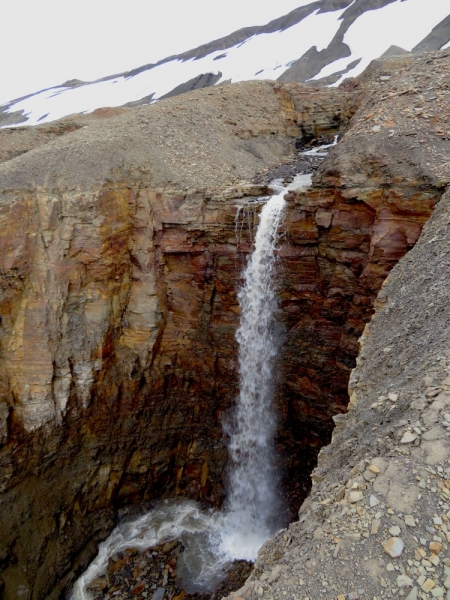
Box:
1 0 450 128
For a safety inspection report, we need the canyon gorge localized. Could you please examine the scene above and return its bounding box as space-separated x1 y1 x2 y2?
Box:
1 47 450 600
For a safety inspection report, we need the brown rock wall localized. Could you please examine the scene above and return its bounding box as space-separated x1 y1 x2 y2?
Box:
282 84 359 139
277 180 440 506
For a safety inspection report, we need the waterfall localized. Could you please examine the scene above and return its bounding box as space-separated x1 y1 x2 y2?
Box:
219 189 287 560
71 189 289 599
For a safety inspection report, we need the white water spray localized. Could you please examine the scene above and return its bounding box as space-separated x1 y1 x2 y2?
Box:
220 190 287 558
300 134 338 158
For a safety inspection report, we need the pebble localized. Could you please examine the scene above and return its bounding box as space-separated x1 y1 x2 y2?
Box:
389 526 401 536
162 541 177 553
370 495 380 507
152 588 166 600
364 469 376 481
382 537 404 558
405 515 416 527
349 491 363 503
401 431 418 444
422 578 436 592
430 541 443 554
336 487 346 501
405 588 418 600
430 554 440 566
398 574 414 587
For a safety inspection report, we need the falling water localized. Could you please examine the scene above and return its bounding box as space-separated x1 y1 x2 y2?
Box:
220 189 287 558
300 134 339 158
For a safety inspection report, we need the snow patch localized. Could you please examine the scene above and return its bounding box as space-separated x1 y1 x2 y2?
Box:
311 0 450 85
2 6 346 126
3 0 450 126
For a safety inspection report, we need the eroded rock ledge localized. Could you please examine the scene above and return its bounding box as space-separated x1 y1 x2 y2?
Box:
1 49 450 600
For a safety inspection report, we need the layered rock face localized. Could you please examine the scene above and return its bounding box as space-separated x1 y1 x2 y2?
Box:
0 50 448 600
0 81 357 600
278 158 441 507
246 50 450 600
277 43 450 499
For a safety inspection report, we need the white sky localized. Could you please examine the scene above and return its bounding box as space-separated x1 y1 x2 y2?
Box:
0 0 313 104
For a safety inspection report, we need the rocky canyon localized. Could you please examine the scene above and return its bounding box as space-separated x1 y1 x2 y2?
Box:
1 48 450 600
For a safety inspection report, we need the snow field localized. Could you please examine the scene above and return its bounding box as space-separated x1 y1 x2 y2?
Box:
2 0 450 127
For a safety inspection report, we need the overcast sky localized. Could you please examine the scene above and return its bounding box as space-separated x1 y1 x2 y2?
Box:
0 0 313 104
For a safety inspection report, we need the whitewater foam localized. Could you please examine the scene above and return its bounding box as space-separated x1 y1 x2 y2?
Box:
221 188 288 558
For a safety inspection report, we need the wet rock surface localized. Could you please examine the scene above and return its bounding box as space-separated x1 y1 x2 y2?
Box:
87 542 251 600
251 154 317 185
252 136 333 184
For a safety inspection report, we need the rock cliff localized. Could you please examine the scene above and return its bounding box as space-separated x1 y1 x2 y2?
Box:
231 50 450 600
1 48 450 600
